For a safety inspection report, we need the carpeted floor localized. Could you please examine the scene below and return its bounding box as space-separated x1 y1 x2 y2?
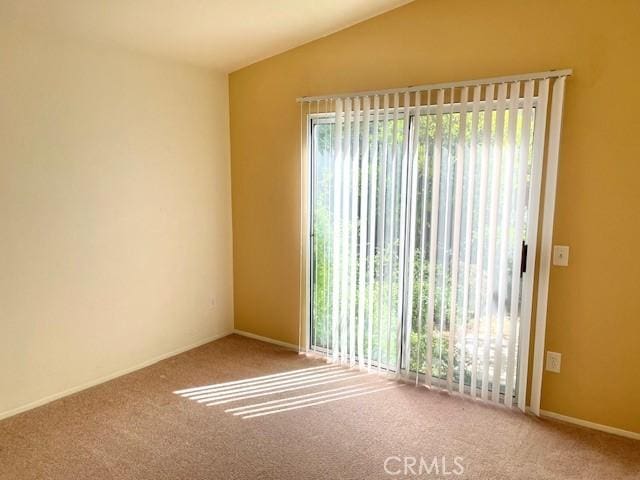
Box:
1 334 638 479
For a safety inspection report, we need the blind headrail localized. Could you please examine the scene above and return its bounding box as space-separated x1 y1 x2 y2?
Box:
296 69 572 103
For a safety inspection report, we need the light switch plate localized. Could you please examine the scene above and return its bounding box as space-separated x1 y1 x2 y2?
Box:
553 245 569 266
546 351 562 373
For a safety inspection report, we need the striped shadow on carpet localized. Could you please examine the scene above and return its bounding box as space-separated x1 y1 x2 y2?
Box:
173 364 403 418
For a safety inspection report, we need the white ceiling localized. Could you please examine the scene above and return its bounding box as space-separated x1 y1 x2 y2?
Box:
0 0 413 72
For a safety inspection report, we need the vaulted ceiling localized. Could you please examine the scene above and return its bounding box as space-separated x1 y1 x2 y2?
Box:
0 0 413 72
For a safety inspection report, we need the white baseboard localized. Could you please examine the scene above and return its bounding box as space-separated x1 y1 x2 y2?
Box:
536 409 640 441
0 330 233 422
232 329 299 351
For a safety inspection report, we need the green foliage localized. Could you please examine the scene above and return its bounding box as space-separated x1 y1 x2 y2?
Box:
309 106 531 386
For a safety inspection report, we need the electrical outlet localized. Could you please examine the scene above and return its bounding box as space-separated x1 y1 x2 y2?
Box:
553 245 569 266
546 351 562 373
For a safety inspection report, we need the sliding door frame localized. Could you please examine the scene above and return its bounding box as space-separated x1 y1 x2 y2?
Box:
305 98 541 403
301 72 568 415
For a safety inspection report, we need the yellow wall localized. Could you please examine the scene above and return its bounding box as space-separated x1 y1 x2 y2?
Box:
229 0 640 433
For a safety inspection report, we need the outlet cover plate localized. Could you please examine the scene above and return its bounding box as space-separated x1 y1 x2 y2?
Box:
546 351 562 373
553 245 569 266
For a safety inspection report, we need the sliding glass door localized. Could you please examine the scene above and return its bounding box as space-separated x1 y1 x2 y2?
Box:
308 85 539 405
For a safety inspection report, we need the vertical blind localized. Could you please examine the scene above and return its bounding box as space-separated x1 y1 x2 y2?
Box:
302 71 569 409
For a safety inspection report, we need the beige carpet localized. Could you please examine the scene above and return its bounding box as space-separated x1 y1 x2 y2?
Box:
1 334 638 479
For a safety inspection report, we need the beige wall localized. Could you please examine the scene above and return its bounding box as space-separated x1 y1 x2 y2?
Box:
229 0 640 433
0 27 234 418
